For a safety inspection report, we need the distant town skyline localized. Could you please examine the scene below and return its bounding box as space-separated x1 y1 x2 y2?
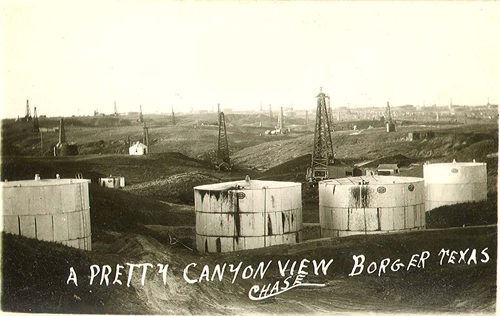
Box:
2 1 499 118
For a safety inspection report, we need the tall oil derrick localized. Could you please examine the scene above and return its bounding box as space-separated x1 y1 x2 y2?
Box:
306 88 334 182
171 106 176 125
216 111 231 170
385 101 395 132
138 105 144 123
114 101 119 116
53 118 78 156
269 104 273 120
32 106 40 133
24 99 32 121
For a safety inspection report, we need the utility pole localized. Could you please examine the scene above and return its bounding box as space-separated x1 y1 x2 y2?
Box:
40 130 44 156
58 118 66 145
259 103 263 127
327 95 333 129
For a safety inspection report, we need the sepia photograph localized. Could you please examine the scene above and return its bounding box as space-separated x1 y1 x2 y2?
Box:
1 0 498 314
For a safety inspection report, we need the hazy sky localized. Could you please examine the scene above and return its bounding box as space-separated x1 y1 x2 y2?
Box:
1 1 499 118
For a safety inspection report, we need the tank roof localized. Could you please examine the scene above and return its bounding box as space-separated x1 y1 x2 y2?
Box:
1 178 90 188
194 179 300 191
321 175 422 186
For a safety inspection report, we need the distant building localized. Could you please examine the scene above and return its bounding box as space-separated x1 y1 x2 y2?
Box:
98 175 125 188
377 164 400 175
40 127 58 133
129 141 148 155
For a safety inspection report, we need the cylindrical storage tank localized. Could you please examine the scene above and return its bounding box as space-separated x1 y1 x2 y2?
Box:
423 162 487 212
194 180 302 253
319 176 425 237
1 178 92 250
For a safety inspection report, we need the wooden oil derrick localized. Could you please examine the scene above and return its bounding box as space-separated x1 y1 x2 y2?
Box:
385 101 393 123
268 104 273 120
306 88 334 182
32 106 40 133
138 105 144 123
114 101 119 116
171 106 176 125
385 101 395 132
54 118 78 156
24 99 32 122
278 106 284 131
216 111 231 170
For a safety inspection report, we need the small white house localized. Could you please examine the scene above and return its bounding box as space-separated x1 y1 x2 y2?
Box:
129 141 147 155
98 175 125 188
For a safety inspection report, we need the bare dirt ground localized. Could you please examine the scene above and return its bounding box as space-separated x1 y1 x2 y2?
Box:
1 114 498 314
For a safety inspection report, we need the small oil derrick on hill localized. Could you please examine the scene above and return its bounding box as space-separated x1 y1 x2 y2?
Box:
215 109 231 171
306 88 334 182
138 105 144 123
54 118 78 156
385 101 395 132
24 99 32 122
114 101 119 116
277 106 284 131
58 118 66 144
32 106 40 133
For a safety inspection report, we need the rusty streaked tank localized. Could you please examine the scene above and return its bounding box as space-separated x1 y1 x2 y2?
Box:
319 175 425 237
194 179 302 253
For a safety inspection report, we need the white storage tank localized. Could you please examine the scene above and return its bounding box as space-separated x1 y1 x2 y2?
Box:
1 178 92 250
319 176 425 237
194 179 302 253
423 161 487 212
